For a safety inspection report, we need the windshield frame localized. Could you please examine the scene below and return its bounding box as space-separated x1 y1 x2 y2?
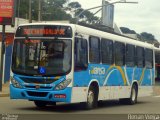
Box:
12 37 72 77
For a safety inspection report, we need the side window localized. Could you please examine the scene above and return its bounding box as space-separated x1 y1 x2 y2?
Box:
74 37 88 71
136 46 144 68
145 49 153 69
89 36 100 63
126 44 135 67
101 38 114 64
115 42 125 66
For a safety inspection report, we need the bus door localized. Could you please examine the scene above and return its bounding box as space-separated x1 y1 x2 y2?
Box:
73 37 88 87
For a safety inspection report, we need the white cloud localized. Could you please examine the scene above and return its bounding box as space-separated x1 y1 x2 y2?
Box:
70 0 160 41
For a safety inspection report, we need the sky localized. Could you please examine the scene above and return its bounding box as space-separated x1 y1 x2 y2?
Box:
70 0 160 41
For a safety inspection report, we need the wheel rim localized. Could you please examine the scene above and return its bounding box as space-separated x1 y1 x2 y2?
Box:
131 88 136 102
87 90 94 106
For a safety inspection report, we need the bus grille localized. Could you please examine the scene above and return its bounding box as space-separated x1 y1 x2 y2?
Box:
25 85 52 89
27 91 48 97
20 77 58 84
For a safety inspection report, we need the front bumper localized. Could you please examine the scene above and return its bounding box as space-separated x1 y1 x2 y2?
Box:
10 85 72 103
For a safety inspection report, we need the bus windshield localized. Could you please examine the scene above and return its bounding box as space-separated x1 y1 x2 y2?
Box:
12 39 72 76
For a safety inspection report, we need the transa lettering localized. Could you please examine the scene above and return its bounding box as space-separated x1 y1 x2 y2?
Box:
23 28 65 36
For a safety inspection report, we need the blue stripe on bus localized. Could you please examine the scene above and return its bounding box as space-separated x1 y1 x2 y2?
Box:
74 64 153 87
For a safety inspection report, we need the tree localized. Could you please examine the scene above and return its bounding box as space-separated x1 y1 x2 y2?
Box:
120 27 159 45
68 2 81 10
48 0 69 7
140 32 155 41
16 0 29 18
16 0 100 24
67 2 82 18
120 27 136 34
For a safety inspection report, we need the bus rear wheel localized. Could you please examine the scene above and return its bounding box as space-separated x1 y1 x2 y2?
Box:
34 100 48 108
119 84 138 105
129 84 138 104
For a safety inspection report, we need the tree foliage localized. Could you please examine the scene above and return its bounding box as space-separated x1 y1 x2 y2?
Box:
140 32 155 41
120 27 158 44
16 1 158 43
16 0 100 24
120 27 136 34
68 2 81 9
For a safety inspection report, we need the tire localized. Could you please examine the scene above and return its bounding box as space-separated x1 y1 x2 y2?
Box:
129 84 138 105
34 100 48 108
85 86 98 110
119 84 138 105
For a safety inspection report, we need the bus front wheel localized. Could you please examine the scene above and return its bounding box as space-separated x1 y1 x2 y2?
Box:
34 100 48 108
85 86 98 109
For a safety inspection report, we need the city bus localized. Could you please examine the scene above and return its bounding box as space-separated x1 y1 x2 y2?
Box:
10 23 155 109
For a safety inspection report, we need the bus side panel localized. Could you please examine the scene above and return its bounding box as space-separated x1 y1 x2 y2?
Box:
138 68 154 97
72 64 131 102
71 64 154 103
71 69 89 103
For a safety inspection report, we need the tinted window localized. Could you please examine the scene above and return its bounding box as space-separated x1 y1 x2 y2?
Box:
136 46 144 67
74 38 88 70
115 42 125 66
126 44 135 67
89 36 100 63
145 49 153 69
101 38 114 64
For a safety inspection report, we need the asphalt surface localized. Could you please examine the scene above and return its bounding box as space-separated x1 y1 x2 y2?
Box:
0 96 160 120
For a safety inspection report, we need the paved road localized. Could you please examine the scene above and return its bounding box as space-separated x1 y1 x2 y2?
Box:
0 96 160 120
0 96 160 113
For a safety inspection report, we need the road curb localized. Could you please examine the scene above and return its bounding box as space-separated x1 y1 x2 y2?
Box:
0 93 9 97
153 86 160 96
0 82 10 97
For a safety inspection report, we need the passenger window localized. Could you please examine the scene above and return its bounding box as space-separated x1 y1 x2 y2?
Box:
136 46 144 68
126 44 135 67
145 49 153 69
89 36 100 63
115 42 125 66
101 38 114 64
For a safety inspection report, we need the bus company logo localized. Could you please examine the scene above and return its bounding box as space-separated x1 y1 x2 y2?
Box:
90 67 105 75
35 85 40 89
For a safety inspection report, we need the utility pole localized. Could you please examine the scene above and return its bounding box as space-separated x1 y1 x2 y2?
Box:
29 0 32 23
0 25 5 91
38 0 42 21
17 0 21 26
76 0 138 24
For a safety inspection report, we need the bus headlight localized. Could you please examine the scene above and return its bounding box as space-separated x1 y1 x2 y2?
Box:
10 77 22 88
55 79 71 90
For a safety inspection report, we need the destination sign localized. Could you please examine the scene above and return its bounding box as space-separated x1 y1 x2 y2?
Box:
23 28 65 36
15 25 72 38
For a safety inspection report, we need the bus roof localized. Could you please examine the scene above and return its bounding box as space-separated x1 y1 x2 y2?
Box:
17 22 154 49
75 24 154 49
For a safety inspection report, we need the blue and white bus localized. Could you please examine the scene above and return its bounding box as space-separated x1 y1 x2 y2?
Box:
10 23 155 109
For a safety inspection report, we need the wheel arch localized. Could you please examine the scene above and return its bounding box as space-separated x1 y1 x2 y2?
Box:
131 80 139 94
88 79 99 97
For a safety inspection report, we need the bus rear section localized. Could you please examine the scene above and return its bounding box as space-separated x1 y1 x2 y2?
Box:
10 24 74 106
